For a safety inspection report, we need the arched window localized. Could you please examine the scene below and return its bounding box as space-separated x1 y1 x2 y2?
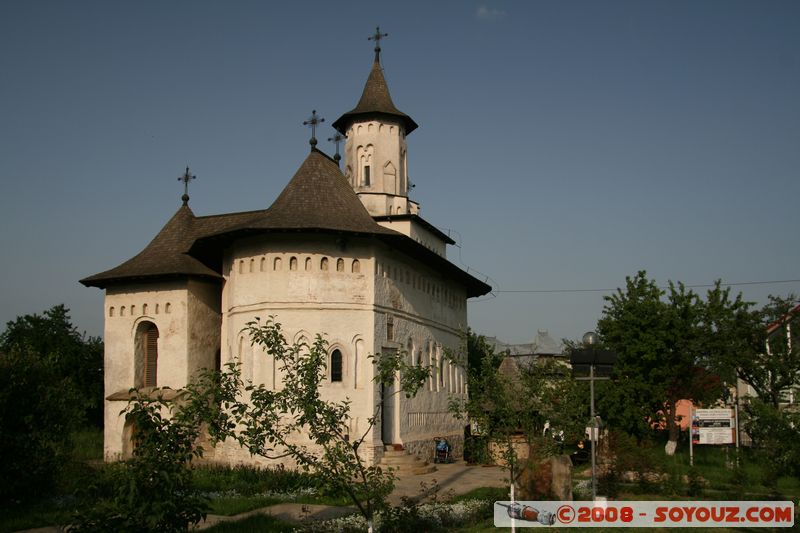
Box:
290 256 298 271
320 257 329 271
135 322 159 388
260 257 266 271
336 258 344 272
120 306 126 317
305 257 312 271
109 307 115 317
142 304 148 315
331 349 343 382
274 257 282 270
352 259 360 273
439 348 445 389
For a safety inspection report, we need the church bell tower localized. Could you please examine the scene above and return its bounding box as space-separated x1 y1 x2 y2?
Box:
332 27 420 217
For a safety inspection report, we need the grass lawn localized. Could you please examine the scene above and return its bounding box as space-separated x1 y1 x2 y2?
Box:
3 430 797 533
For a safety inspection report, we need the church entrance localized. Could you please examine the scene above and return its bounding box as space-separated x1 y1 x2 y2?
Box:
380 352 399 446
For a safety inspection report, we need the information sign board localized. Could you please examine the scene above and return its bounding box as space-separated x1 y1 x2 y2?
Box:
691 408 734 445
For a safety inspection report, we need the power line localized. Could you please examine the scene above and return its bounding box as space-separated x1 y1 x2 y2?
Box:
492 279 800 294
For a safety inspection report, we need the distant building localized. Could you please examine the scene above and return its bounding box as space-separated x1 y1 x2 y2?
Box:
486 329 566 376
81 37 491 466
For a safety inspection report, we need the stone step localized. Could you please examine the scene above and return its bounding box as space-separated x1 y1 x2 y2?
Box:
378 446 437 475
380 455 425 466
381 449 416 458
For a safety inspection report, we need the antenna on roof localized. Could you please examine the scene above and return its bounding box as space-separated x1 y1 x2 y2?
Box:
303 110 325 150
368 26 388 63
327 131 346 166
178 166 196 205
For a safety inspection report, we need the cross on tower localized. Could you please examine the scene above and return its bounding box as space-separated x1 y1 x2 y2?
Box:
303 110 325 149
368 26 388 62
178 166 195 205
327 132 346 166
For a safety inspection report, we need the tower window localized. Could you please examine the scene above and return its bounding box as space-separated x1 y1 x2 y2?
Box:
362 165 371 186
331 349 343 382
135 322 159 388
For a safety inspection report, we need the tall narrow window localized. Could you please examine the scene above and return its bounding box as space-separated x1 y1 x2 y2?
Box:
387 316 394 341
336 258 344 272
331 349 343 382
140 323 159 388
320 257 329 271
362 165 371 186
290 256 298 271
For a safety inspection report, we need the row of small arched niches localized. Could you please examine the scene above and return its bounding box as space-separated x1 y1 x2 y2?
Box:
109 302 171 318
236 256 361 275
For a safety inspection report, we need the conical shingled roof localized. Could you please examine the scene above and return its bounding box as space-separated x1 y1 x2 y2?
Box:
332 59 418 135
80 205 262 288
215 149 398 236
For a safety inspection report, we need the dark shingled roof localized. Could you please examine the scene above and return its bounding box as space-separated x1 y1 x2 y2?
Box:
225 149 400 235
80 206 262 288
82 150 491 297
332 59 418 135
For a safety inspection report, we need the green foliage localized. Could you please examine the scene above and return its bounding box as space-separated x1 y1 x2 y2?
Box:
743 399 800 478
0 345 81 502
182 317 430 528
687 467 705 497
0 305 104 503
738 295 800 408
451 330 584 490
0 304 103 426
597 273 753 445
193 464 318 497
71 397 209 532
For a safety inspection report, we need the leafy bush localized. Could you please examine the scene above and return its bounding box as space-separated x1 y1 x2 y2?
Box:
71 398 208 532
0 346 81 503
194 464 320 497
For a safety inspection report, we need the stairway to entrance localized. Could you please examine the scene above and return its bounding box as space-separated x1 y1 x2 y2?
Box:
378 445 436 475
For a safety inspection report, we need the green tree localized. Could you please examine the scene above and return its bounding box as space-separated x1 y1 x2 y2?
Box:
0 305 103 503
77 318 428 532
0 346 82 502
228 318 429 531
597 272 724 454
739 295 800 408
72 395 209 532
0 304 103 426
450 331 584 496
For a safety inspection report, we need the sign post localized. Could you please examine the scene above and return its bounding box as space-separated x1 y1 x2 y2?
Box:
571 332 616 501
690 406 736 467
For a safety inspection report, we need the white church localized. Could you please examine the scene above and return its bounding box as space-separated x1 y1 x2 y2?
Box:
81 32 491 466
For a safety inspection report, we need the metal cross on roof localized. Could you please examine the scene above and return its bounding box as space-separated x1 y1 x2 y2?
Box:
303 110 325 149
178 166 196 205
368 26 388 62
327 132 346 166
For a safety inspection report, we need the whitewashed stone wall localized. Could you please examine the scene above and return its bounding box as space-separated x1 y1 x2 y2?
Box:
102 279 221 460
343 119 417 217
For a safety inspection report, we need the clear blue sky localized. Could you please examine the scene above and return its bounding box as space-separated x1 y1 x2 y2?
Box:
1 1 798 344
